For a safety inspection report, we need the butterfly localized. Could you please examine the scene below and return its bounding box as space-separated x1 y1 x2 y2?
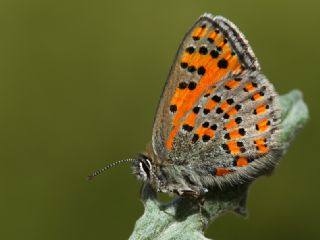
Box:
89 13 281 197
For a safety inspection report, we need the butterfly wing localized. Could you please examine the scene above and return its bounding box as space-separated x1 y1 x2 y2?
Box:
152 13 261 160
168 70 281 179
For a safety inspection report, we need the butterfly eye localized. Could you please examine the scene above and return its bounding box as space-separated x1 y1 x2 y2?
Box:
139 158 152 179
140 162 150 178
144 159 152 169
139 162 149 179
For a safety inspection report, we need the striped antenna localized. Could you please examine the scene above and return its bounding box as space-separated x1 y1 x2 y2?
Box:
87 158 135 180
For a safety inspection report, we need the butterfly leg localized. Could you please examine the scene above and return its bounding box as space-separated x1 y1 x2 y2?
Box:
179 187 208 197
179 189 209 225
198 195 210 226
163 183 207 197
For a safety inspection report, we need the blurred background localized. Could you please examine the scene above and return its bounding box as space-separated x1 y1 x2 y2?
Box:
0 0 318 239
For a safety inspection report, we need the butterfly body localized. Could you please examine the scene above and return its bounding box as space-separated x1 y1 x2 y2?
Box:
132 13 282 197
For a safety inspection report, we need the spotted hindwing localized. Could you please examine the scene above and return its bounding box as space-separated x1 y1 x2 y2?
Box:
169 70 281 183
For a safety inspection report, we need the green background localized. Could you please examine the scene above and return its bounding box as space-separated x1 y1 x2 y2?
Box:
0 0 318 239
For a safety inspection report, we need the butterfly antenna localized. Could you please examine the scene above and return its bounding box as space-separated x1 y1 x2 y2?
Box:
87 158 135 181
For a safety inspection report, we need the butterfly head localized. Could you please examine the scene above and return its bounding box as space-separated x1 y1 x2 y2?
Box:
87 147 159 186
133 154 155 182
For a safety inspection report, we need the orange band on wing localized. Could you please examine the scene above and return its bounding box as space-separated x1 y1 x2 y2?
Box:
181 52 193 64
228 129 242 140
254 104 269 115
227 108 237 117
254 138 269 154
192 27 207 40
236 157 249 167
257 144 268 153
189 53 212 69
195 127 215 139
167 45 241 150
225 118 239 130
256 118 270 132
254 138 266 145
207 31 218 42
204 100 218 112
225 79 240 90
226 141 241 154
252 92 263 101
244 82 257 92
184 112 197 127
215 168 231 176
219 101 230 112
